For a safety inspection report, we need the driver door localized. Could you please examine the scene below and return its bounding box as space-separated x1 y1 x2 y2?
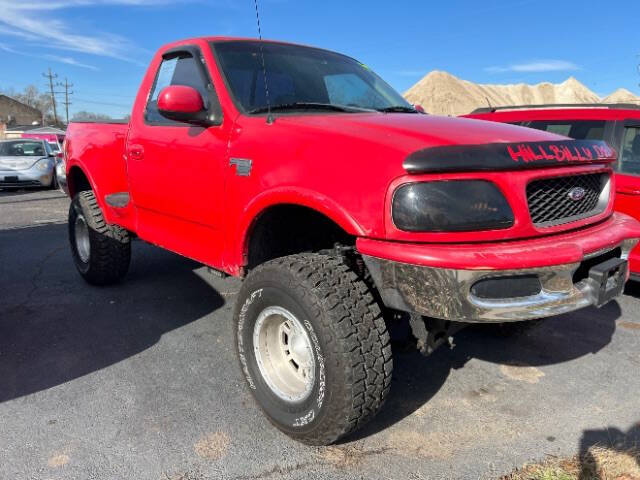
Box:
126 45 228 266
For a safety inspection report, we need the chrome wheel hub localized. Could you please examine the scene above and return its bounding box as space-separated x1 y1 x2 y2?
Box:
253 306 315 402
74 215 90 263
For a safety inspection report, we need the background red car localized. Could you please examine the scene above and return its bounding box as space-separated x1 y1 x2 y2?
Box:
465 104 640 279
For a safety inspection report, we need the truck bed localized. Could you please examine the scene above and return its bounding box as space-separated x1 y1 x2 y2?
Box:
65 121 132 227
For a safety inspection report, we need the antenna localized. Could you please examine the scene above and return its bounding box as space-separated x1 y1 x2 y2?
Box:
254 0 273 124
485 96 493 109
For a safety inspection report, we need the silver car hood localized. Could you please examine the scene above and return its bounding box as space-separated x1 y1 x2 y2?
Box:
0 156 45 170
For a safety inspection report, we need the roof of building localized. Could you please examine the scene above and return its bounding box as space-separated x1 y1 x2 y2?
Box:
5 125 65 133
25 126 66 134
0 94 42 115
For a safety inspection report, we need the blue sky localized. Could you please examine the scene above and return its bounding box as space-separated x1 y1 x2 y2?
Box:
0 0 638 119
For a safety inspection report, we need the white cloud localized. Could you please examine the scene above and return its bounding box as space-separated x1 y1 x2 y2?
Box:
0 0 175 64
486 60 580 73
0 43 98 70
6 1 180 10
43 55 99 71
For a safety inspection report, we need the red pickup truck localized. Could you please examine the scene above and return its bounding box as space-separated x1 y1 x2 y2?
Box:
465 104 640 279
62 37 640 445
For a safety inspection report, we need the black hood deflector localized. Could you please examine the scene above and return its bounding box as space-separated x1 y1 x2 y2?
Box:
403 140 616 174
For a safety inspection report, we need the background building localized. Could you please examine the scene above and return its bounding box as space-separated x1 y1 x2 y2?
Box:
0 94 42 138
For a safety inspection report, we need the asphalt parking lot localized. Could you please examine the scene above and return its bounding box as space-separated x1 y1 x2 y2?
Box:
1 189 639 480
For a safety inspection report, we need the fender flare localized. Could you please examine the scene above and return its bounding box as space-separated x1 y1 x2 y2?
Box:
231 187 366 269
66 161 105 210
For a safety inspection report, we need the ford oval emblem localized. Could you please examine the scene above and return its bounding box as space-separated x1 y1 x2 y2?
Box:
568 187 586 202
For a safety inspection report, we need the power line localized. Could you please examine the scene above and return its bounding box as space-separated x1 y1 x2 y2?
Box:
74 91 136 100
57 78 73 125
73 98 132 108
42 68 59 124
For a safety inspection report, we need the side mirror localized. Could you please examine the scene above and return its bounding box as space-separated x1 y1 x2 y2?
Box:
413 104 426 114
157 85 210 125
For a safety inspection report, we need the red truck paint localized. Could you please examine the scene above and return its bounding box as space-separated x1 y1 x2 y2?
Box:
465 106 640 277
64 38 640 279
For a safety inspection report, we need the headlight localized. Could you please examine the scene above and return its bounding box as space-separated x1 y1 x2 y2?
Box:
392 180 514 232
35 159 54 171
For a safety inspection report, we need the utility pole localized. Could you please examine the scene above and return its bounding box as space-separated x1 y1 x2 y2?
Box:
58 78 73 125
42 68 59 125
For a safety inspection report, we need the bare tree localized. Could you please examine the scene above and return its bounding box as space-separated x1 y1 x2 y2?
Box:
71 111 113 122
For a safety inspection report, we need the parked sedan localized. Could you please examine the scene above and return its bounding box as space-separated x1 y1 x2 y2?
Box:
0 139 57 189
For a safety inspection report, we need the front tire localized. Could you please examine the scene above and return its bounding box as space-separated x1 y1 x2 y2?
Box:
69 190 131 285
234 253 392 445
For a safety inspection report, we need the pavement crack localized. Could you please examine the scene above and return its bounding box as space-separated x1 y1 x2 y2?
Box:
229 445 390 479
18 245 66 308
228 459 317 480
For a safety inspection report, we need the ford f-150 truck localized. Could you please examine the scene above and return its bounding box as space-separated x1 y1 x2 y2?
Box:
62 37 640 445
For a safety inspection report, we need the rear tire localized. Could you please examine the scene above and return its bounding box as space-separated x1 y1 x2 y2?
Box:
69 190 131 285
234 253 392 445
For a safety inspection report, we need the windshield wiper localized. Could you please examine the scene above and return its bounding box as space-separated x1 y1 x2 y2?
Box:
248 102 372 114
376 105 418 113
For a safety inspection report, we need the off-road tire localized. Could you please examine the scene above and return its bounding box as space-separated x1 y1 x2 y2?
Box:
69 190 131 285
234 253 392 445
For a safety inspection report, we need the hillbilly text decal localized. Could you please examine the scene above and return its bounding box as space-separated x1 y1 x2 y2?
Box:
404 140 616 174
507 142 614 164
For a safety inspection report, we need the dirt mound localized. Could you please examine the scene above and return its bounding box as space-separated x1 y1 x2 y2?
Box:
404 71 640 115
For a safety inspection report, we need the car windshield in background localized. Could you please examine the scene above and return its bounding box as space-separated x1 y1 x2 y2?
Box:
212 41 413 114
48 143 61 152
0 140 46 157
517 120 606 140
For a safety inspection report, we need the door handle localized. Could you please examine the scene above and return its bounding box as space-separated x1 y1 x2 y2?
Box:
128 145 144 160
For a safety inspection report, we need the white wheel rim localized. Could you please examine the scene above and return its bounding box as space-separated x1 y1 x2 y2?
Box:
253 306 315 403
74 214 90 263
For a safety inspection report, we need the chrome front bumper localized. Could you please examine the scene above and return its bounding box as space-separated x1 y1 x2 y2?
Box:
363 239 638 323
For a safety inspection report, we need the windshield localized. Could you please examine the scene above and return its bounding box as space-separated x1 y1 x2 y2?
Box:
212 41 412 113
516 120 606 140
0 140 48 157
48 142 61 153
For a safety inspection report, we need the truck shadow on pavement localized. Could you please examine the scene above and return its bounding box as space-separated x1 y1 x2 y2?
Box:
352 301 621 441
577 423 640 479
624 279 640 298
0 223 225 403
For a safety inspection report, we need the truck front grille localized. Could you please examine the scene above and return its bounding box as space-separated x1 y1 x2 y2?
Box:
526 173 608 227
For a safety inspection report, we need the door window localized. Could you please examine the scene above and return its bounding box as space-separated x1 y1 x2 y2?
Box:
145 53 209 125
619 126 640 175
519 120 605 140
